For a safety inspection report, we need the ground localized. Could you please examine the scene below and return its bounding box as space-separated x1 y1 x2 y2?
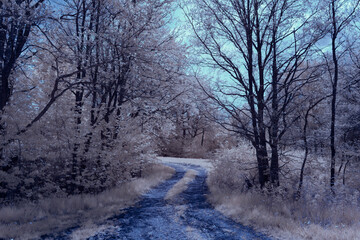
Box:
39 157 271 240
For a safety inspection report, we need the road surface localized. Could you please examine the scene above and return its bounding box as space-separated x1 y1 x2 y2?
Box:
42 162 271 240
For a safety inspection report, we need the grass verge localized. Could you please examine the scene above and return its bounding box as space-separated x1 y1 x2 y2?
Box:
207 174 360 240
0 163 175 239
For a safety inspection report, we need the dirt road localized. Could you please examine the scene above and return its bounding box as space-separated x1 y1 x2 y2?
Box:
42 162 271 240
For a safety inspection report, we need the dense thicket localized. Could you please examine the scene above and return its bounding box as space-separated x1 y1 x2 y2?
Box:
0 0 216 202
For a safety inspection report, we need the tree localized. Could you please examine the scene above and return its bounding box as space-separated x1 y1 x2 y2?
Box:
185 0 322 187
0 0 46 173
321 0 360 191
0 0 190 199
0 0 45 112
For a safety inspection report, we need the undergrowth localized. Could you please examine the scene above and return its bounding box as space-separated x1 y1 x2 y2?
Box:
207 142 360 240
0 163 175 239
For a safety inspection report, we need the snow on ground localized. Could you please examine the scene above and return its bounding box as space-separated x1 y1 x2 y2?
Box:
157 157 213 171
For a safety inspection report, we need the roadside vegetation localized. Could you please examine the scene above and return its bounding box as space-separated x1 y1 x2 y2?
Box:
207 142 360 240
0 163 174 239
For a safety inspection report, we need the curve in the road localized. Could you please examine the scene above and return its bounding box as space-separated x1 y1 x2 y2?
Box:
179 165 269 240
41 163 272 240
88 163 271 240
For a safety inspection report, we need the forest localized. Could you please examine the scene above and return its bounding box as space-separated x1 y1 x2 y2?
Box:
1 0 360 239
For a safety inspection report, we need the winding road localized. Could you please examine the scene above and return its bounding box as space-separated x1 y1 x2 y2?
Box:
42 162 271 240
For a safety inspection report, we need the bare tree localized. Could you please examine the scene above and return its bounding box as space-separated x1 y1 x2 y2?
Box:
323 0 360 191
186 0 322 187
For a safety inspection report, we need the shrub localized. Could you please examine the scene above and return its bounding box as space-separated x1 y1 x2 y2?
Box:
207 142 360 239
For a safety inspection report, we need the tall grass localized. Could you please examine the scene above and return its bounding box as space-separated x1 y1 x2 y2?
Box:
0 163 175 239
207 143 360 240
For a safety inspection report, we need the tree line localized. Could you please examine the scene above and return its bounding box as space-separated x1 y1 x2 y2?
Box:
0 0 206 201
1 0 360 203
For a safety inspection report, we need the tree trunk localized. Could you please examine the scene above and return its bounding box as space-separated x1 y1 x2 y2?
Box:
270 24 279 187
297 111 310 199
71 90 84 194
297 95 328 198
254 0 271 187
201 129 205 146
246 21 270 188
330 0 338 191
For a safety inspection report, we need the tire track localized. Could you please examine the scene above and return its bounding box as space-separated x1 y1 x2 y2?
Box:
41 163 271 240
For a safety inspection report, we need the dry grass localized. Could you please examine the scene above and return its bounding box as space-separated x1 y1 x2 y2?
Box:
207 146 360 240
0 163 175 239
208 183 360 239
165 169 197 201
69 223 115 240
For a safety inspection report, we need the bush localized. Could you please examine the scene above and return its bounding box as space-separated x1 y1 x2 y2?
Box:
207 142 360 239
